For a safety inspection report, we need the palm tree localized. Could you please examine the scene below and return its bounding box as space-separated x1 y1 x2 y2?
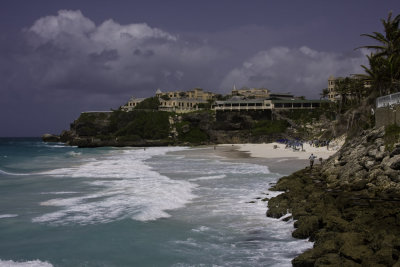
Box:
357 11 400 96
320 88 329 100
360 12 400 57
334 78 351 113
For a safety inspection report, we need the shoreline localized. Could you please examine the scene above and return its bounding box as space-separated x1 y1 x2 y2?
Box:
212 144 306 175
215 141 342 175
265 128 400 266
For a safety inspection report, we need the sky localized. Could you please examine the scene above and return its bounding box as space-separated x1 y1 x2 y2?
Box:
0 0 399 137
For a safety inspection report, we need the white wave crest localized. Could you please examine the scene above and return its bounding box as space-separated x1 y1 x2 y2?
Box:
65 151 81 157
0 169 29 176
189 175 226 181
34 147 196 225
0 214 18 219
0 259 53 267
40 192 78 195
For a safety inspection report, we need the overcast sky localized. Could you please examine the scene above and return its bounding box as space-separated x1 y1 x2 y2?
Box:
0 0 398 136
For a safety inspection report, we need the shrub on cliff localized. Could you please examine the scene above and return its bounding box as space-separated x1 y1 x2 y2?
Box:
251 120 289 136
134 97 160 110
109 110 170 140
385 124 400 151
178 126 208 144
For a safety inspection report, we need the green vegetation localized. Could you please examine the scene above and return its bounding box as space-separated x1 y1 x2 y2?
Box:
358 12 400 97
134 97 160 110
175 114 210 144
109 110 170 140
384 124 400 151
320 12 400 116
251 120 289 136
78 126 98 136
117 135 142 142
78 112 103 123
282 108 335 124
178 127 208 144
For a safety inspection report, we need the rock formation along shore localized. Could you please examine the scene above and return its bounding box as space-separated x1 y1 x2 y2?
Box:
267 127 400 266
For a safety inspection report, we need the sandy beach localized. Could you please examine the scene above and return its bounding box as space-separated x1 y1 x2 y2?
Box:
235 142 341 160
215 137 344 174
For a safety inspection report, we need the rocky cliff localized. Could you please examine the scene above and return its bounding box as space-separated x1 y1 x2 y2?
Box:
266 126 400 266
43 110 310 147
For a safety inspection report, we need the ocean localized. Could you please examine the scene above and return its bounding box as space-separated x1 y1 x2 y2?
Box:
0 138 311 267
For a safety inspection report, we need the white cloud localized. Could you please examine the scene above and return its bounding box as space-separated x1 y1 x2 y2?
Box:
22 10 222 96
220 46 368 98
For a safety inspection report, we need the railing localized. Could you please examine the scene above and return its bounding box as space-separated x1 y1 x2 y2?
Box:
377 92 400 108
213 105 318 111
213 106 271 111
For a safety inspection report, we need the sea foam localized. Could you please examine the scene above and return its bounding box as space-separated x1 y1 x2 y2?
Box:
0 259 52 267
0 214 18 219
34 147 196 225
0 169 29 176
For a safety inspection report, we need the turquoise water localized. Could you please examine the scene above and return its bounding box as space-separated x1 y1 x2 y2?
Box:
0 138 311 266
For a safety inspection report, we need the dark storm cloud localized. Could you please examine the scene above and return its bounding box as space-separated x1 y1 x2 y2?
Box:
7 10 225 98
0 9 228 136
89 49 119 63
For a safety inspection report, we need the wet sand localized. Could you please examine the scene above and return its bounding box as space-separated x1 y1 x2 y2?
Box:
212 145 309 175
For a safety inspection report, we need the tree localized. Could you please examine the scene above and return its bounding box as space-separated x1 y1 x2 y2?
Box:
320 88 330 100
358 12 400 96
134 97 160 110
334 78 350 113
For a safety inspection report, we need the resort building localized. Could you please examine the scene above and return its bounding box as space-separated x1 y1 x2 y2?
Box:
328 75 340 101
156 88 215 113
121 86 326 113
231 87 271 98
120 97 145 111
156 88 215 101
328 75 371 102
213 96 325 111
158 98 209 113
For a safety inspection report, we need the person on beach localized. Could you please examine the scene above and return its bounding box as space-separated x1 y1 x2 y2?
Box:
309 153 317 169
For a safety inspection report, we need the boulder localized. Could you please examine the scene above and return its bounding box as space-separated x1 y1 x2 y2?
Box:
390 145 400 157
292 249 316 267
338 232 373 264
42 133 60 142
292 215 320 239
384 155 400 170
314 253 341 267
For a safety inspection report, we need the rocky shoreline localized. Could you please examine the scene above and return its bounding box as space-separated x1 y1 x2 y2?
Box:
266 127 400 266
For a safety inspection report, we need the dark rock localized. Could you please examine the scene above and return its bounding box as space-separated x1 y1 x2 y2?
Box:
292 249 316 267
314 253 342 267
292 216 320 239
266 127 400 266
367 127 385 142
181 124 190 133
388 155 400 170
390 146 400 157
384 168 400 182
42 133 60 142
368 148 379 158
282 215 292 221
266 195 290 218
336 233 372 264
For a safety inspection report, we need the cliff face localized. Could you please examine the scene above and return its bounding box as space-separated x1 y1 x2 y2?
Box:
267 127 400 266
43 110 299 147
